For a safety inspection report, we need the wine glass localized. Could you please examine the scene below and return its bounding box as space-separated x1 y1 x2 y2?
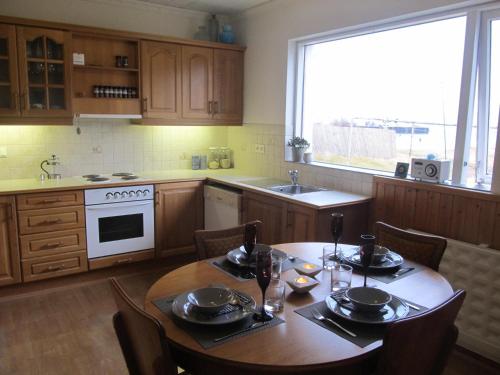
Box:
243 223 257 258
359 234 375 287
254 246 273 322
330 213 344 261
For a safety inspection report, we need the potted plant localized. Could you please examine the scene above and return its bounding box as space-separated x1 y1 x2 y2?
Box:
287 136 310 162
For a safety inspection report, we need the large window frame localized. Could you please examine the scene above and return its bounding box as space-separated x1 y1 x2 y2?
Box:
286 1 500 190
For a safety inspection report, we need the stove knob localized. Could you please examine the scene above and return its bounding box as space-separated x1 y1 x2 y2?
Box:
129 191 136 197
143 189 150 196
106 193 113 200
113 192 120 199
121 191 129 198
136 190 143 197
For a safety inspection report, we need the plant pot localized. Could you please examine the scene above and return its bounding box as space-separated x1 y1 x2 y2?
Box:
291 147 305 162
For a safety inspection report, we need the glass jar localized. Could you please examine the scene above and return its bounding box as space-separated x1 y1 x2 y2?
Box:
208 147 220 169
219 146 231 169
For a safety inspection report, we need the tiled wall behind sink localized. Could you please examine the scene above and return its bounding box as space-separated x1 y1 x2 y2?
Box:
227 123 374 196
0 120 228 180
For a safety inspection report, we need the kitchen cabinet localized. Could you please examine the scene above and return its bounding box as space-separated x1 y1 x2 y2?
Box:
155 181 204 257
181 46 243 123
16 190 88 282
0 196 21 286
141 41 181 119
17 27 72 117
242 191 370 245
0 24 20 117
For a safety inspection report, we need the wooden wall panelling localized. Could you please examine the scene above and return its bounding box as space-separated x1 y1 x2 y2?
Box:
490 203 500 250
477 200 496 245
414 189 430 231
392 185 406 229
402 187 417 230
436 193 454 238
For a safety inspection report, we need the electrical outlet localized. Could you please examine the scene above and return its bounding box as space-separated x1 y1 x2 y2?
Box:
0 146 7 158
254 144 265 153
92 145 102 154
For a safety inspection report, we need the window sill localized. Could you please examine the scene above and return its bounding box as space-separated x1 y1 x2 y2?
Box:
285 159 492 192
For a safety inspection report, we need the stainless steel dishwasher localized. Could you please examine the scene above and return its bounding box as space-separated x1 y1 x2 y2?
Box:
204 185 242 230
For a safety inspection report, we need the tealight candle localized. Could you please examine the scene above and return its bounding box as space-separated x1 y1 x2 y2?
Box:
303 263 316 270
296 276 309 284
294 262 322 278
287 275 319 294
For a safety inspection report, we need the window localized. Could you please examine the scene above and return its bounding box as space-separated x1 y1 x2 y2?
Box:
289 3 500 188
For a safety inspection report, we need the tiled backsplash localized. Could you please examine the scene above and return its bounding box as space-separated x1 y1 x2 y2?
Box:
228 123 374 196
0 120 228 179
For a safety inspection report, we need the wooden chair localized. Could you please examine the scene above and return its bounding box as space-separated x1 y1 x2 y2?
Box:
374 221 447 271
375 289 466 375
109 278 181 375
194 220 262 260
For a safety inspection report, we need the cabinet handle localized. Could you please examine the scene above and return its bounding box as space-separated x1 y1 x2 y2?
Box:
115 257 132 264
12 92 19 110
213 101 218 114
39 218 62 225
208 100 213 114
42 241 64 249
44 265 64 272
287 211 293 227
142 97 148 112
155 191 159 206
39 198 62 204
20 93 26 111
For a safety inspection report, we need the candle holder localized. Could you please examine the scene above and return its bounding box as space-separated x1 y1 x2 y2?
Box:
294 263 322 278
286 275 319 294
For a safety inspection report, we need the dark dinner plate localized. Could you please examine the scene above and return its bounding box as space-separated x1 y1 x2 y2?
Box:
341 250 404 270
226 246 287 268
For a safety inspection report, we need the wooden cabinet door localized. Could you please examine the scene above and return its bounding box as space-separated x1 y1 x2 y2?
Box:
0 25 20 117
181 46 213 120
0 196 21 286
17 26 72 117
285 204 317 243
155 181 204 257
242 192 286 245
213 49 243 123
141 41 181 119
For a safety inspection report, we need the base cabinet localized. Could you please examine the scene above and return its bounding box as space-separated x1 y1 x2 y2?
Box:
242 191 370 245
0 196 21 286
155 181 204 257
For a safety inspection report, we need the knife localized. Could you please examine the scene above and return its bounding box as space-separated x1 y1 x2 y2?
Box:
391 267 415 278
213 321 269 342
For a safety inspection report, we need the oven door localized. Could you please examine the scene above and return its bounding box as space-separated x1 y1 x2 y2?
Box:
85 200 154 259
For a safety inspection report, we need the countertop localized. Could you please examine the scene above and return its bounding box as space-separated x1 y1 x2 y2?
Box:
0 169 371 209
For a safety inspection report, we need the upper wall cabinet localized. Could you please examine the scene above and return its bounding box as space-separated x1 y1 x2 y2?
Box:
17 27 72 117
141 41 181 120
0 24 19 117
181 46 243 124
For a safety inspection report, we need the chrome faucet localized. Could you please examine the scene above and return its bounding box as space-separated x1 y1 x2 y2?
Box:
288 169 299 185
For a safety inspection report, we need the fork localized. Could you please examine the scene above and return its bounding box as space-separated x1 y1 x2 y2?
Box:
311 308 357 337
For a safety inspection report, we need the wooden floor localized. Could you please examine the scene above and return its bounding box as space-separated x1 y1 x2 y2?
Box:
0 267 498 375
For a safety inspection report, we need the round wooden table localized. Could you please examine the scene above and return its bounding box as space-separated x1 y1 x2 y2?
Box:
145 243 453 374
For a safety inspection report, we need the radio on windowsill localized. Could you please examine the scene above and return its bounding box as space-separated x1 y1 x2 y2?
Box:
410 158 451 183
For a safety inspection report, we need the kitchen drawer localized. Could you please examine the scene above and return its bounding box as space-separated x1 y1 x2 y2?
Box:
20 228 87 259
21 251 88 282
18 206 85 235
88 249 155 270
17 190 84 210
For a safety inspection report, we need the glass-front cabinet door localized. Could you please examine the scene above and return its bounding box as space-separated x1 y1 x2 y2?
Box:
17 27 72 117
0 24 20 117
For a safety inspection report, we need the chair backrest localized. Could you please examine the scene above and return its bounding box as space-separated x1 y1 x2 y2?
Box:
194 220 262 260
374 221 447 271
109 278 177 375
376 289 466 375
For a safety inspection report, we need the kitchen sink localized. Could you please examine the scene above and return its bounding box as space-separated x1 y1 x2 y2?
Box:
267 184 327 195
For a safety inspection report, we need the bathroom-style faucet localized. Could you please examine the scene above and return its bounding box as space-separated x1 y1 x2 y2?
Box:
289 170 299 185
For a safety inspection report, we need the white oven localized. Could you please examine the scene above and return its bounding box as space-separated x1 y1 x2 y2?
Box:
85 185 155 259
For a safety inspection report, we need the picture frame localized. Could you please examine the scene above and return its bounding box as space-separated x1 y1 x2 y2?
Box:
394 162 409 178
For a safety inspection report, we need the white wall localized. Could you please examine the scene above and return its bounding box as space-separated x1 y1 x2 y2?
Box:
0 0 208 39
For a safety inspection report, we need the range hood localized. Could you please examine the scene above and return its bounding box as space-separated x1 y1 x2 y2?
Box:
75 114 143 119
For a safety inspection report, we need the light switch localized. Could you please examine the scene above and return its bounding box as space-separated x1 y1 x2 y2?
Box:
0 146 7 158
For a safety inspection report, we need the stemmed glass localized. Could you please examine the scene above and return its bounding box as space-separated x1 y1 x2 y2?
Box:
254 246 273 322
359 234 375 287
330 213 344 261
243 223 257 258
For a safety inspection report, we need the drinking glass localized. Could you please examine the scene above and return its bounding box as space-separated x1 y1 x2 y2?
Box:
264 279 285 313
271 254 283 279
254 246 273 321
331 263 353 292
243 223 257 258
360 234 376 287
322 245 336 270
330 213 344 261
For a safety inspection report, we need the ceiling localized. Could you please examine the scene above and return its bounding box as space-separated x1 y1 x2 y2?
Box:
138 0 272 14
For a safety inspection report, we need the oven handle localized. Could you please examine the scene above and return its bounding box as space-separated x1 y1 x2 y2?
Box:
86 201 152 210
